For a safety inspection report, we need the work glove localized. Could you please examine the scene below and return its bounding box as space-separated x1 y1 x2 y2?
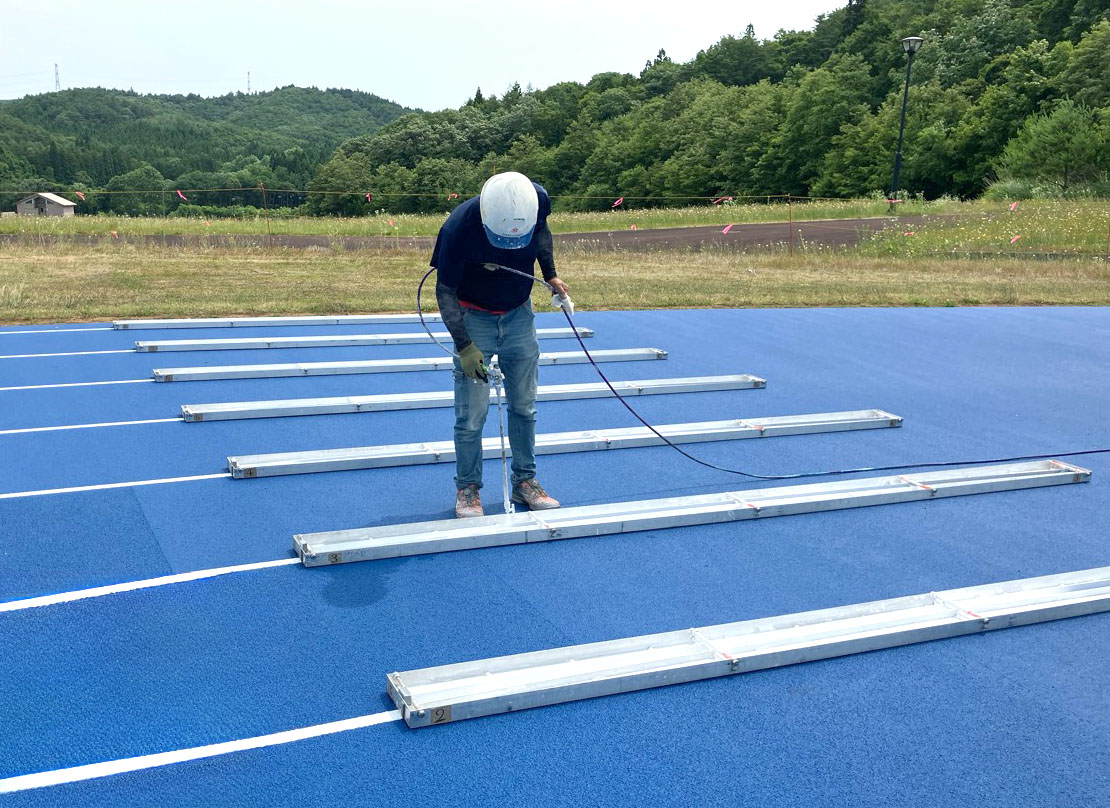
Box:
459 343 488 382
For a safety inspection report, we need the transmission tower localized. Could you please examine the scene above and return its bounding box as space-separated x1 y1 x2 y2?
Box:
54 64 60 91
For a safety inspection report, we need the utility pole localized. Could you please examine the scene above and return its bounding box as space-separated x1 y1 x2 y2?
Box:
247 72 251 94
54 64 60 91
889 36 924 211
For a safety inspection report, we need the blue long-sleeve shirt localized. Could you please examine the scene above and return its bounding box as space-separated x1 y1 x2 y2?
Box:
432 183 557 350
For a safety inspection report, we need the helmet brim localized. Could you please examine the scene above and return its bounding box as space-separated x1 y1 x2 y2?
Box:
483 225 535 250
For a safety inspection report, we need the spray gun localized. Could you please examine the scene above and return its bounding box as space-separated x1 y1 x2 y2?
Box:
550 291 574 316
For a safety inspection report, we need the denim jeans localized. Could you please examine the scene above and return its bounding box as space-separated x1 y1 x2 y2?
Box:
453 301 539 489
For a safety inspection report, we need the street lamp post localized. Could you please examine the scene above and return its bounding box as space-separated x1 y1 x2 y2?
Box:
890 36 924 210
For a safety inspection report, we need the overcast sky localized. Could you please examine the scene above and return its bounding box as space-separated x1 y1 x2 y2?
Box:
1 0 844 110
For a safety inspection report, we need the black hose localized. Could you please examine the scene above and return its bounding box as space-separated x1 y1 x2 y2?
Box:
417 266 455 358
420 265 1109 481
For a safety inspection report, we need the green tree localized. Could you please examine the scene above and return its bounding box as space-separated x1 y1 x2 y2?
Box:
0 136 41 209
692 33 778 86
927 0 1036 90
995 100 1107 194
104 163 166 215
764 54 873 194
404 158 481 213
950 38 1072 192
640 50 688 97
817 82 961 197
304 153 374 215
527 82 587 146
579 87 638 123
549 119 599 198
1024 0 1110 42
479 135 555 188
1058 19 1110 107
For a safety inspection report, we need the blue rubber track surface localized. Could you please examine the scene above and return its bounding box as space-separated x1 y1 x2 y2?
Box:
1 307 1107 807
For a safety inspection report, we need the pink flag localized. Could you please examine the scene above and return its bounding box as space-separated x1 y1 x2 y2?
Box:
885 198 903 204
712 196 733 204
366 193 373 203
388 219 395 228
1010 235 1022 244
74 190 86 201
721 224 733 235
447 192 459 201
110 230 118 239
1009 201 1018 212
612 197 623 208
205 220 211 228
176 190 188 201
903 231 916 236
630 224 637 230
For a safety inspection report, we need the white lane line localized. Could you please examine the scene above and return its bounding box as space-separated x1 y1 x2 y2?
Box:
0 350 134 359
0 327 113 335
0 558 300 612
0 473 232 500
0 379 152 391
0 418 180 435
0 709 403 793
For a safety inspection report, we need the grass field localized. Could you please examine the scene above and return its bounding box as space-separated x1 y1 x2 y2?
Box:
0 197 974 238
862 199 1110 256
2 241 1107 323
2 198 1107 323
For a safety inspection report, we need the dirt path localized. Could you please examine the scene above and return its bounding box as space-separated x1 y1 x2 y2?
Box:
554 216 917 251
1 216 922 251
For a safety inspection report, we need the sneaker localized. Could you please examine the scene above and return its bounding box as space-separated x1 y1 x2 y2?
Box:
455 484 484 518
511 478 560 510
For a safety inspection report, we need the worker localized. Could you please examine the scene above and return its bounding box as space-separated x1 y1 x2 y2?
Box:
432 171 571 518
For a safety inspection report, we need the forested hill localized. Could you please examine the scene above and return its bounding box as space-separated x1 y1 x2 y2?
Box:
309 0 1109 213
0 86 412 200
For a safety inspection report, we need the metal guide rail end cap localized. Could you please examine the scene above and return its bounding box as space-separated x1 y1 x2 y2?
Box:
227 460 257 478
294 534 328 565
1046 459 1092 482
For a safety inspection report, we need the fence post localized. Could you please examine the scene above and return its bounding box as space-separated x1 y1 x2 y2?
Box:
787 193 794 256
259 183 273 249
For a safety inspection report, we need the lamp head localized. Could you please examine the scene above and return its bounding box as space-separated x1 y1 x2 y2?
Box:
902 36 924 54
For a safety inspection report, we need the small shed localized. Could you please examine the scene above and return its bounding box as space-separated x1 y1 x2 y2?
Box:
16 192 77 217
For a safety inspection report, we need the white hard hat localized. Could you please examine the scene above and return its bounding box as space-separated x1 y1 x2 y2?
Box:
480 171 538 249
